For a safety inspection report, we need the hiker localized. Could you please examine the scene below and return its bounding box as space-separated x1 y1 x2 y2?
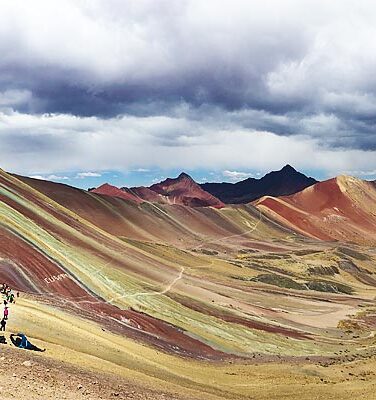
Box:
0 318 6 332
3 306 8 320
10 333 45 352
1 283 7 294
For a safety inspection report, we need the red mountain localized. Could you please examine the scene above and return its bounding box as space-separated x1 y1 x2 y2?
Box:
254 175 376 245
90 174 224 208
90 183 141 203
148 173 225 208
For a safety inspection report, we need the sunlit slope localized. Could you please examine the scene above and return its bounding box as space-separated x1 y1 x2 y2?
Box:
0 169 329 358
2 169 229 356
12 296 376 400
254 176 376 245
4 169 376 366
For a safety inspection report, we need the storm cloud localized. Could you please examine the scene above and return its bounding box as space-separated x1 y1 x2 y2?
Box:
0 0 375 176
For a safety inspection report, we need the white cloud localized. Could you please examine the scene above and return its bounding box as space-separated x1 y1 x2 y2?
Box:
75 172 102 178
30 174 70 181
0 0 307 82
132 168 150 173
151 177 163 184
1 110 374 178
342 170 376 177
222 170 254 181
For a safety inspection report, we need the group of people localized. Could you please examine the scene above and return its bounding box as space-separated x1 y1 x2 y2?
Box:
0 283 18 332
0 282 45 352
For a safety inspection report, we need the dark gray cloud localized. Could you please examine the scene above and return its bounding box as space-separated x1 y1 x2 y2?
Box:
0 0 375 176
0 133 64 153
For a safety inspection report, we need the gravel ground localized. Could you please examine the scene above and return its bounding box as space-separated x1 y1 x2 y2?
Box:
0 345 187 400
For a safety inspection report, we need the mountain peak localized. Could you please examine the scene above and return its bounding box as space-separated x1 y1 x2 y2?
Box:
202 165 318 204
280 164 297 173
177 172 192 180
91 183 141 203
148 173 224 208
96 182 113 189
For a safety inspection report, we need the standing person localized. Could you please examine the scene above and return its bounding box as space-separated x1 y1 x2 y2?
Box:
1 284 6 294
3 306 8 320
0 318 6 331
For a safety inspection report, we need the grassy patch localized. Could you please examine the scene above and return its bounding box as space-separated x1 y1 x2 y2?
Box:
306 280 353 294
336 247 370 261
307 265 339 276
337 319 363 332
251 273 307 290
294 249 323 256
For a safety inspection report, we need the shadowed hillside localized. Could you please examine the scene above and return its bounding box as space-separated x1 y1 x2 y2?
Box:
202 165 317 204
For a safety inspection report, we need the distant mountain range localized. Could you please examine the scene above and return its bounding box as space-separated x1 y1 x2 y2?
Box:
90 165 318 207
92 172 225 208
201 165 318 204
11 167 376 245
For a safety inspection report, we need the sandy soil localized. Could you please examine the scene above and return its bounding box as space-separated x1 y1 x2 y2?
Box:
0 345 188 400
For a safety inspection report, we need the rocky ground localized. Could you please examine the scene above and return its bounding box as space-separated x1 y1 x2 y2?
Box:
0 345 186 400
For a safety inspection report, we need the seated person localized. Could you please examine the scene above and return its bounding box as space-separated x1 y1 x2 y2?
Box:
10 333 45 352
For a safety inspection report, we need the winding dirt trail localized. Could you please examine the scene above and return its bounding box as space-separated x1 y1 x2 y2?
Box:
103 191 264 303
105 205 263 303
17 195 263 332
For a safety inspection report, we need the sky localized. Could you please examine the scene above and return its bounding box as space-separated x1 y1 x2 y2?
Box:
0 0 376 189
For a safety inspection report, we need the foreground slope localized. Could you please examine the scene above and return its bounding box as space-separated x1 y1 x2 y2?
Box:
254 175 376 245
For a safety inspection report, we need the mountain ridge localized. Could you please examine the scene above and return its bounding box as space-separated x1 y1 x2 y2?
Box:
254 175 376 244
90 182 142 203
201 165 318 204
90 172 225 208
86 166 317 207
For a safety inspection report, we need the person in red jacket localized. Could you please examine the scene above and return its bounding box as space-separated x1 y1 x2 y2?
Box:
3 306 9 320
